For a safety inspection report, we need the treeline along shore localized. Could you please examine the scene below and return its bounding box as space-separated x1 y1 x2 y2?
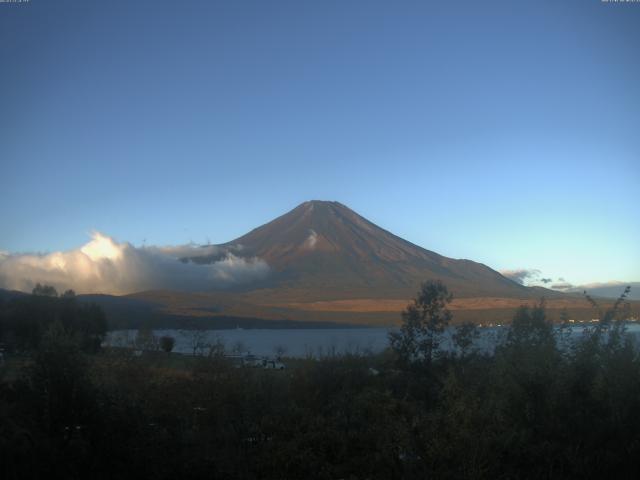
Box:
1 282 639 479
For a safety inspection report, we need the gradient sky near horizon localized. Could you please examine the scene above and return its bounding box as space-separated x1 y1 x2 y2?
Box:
1 0 639 289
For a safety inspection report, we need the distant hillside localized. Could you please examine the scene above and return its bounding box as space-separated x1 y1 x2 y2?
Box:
563 282 640 301
0 289 28 302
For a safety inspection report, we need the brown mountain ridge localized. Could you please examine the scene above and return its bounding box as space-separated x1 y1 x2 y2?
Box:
193 200 536 299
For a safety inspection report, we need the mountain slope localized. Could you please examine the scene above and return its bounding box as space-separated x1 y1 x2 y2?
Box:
131 200 588 326
212 200 535 298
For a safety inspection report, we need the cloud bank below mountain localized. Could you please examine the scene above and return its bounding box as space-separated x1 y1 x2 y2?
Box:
500 268 542 285
0 232 269 295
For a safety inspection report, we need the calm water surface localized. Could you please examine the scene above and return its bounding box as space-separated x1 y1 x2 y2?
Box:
106 323 640 358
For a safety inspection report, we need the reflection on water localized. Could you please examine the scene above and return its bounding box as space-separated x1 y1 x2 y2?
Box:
106 323 640 358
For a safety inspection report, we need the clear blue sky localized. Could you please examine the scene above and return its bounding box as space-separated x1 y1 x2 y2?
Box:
1 0 638 287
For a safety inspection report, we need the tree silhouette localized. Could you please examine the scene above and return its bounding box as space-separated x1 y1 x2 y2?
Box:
452 321 479 358
32 283 58 297
389 279 452 366
159 335 175 355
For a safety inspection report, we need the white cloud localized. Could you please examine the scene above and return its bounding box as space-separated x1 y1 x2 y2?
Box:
500 268 541 285
551 282 574 291
0 232 270 295
578 281 627 289
550 280 631 292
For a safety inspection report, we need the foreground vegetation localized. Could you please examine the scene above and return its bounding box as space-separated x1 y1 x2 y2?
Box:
1 283 639 479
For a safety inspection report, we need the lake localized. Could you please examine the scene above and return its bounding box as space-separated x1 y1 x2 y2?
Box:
105 322 640 358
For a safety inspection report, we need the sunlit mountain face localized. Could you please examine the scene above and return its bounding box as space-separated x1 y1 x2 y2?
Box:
184 200 534 299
